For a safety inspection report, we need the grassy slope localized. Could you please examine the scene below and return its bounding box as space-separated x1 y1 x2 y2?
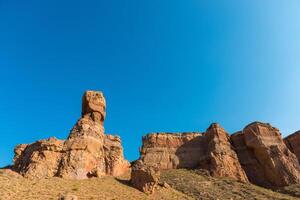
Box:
2 169 300 200
160 169 300 200
0 170 191 200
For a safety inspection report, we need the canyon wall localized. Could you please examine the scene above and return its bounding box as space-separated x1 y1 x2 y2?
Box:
138 122 300 187
139 123 248 182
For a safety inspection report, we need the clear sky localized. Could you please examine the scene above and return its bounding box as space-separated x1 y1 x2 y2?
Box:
0 0 300 166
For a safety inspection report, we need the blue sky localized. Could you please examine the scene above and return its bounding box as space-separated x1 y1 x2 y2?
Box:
0 0 300 166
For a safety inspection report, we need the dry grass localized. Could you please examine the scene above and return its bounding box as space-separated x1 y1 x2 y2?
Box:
277 184 300 198
2 169 300 200
0 170 191 200
160 169 300 200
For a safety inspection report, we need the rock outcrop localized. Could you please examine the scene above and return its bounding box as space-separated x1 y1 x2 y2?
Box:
231 122 300 187
231 131 268 186
138 123 248 182
131 160 160 194
139 132 203 169
138 122 300 187
285 131 300 163
13 137 64 178
13 91 129 179
199 123 248 182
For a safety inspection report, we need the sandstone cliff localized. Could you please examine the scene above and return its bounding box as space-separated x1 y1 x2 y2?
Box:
13 91 129 179
138 123 248 182
199 123 248 182
232 122 300 187
138 122 300 187
285 131 300 163
140 132 203 169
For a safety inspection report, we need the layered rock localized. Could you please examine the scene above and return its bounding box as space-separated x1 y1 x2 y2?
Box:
199 123 248 182
139 124 248 182
13 137 64 178
104 134 130 176
285 131 300 163
131 160 160 194
231 131 268 186
232 122 300 187
13 90 129 179
138 122 300 187
139 132 204 169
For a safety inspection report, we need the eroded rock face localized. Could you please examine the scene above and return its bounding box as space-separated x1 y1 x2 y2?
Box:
140 132 204 169
199 123 248 182
231 131 268 186
138 122 300 186
232 122 300 187
285 131 300 163
139 124 248 182
13 137 64 178
12 91 129 179
104 134 130 176
131 160 160 194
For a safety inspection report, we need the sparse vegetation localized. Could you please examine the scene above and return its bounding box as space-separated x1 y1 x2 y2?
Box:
0 170 191 200
2 169 300 199
160 169 300 200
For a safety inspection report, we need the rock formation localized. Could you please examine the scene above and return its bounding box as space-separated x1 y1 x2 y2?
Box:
13 91 129 179
138 123 248 182
13 137 64 178
139 132 203 169
131 160 160 194
9 90 300 190
199 123 248 182
138 122 300 187
231 131 268 186
232 122 300 187
285 131 300 163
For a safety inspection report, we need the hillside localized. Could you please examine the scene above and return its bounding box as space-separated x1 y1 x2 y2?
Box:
0 169 191 200
2 169 300 200
161 169 300 200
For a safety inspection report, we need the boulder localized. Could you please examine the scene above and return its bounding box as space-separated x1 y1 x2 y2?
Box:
81 90 106 122
12 90 129 179
131 160 160 194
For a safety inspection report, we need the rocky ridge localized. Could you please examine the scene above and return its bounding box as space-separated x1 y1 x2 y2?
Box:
137 121 300 189
8 90 300 194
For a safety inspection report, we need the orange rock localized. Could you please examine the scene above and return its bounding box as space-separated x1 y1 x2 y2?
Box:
13 137 64 178
140 132 203 169
285 131 300 163
81 90 106 121
138 123 248 182
231 131 268 186
131 160 160 194
233 122 300 187
104 134 130 176
12 90 129 179
199 123 248 182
